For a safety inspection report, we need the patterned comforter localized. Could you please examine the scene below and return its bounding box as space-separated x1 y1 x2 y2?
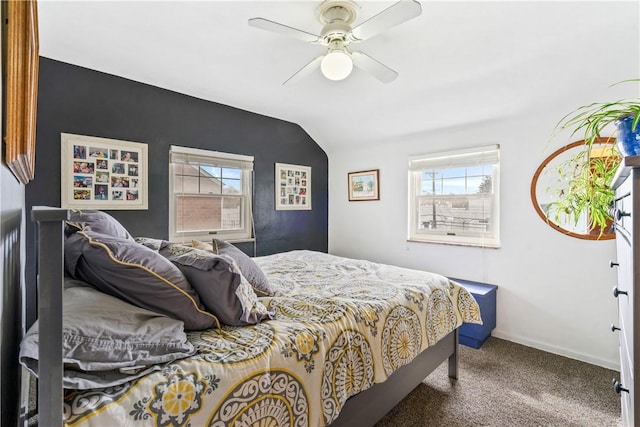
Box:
63 250 481 426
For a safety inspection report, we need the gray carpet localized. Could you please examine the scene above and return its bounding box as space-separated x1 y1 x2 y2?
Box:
375 337 621 427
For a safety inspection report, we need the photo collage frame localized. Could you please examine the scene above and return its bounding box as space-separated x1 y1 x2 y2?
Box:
60 133 148 210
275 163 311 210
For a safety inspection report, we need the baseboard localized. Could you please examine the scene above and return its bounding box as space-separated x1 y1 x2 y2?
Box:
491 330 619 371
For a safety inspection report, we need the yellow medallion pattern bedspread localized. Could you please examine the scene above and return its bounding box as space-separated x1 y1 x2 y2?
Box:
62 250 481 426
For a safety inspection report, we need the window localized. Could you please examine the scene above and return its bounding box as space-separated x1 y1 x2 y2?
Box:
408 145 500 247
169 146 254 243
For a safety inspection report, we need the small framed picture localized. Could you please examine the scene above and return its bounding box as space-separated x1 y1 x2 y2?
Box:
275 163 311 210
348 169 380 201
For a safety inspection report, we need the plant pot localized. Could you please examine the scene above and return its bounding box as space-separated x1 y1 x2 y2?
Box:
615 114 640 157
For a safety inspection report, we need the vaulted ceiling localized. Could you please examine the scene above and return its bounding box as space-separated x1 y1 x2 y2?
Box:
37 1 639 153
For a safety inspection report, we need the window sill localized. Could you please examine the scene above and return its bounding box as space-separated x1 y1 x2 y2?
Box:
169 236 256 244
407 238 500 249
223 237 256 244
170 236 255 245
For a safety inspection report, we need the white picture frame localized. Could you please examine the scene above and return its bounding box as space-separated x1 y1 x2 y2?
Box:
60 133 148 210
275 163 311 210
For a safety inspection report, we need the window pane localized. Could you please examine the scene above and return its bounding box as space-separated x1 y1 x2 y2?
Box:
200 176 222 194
221 197 242 229
201 166 221 178
464 176 484 193
175 163 199 176
440 167 467 179
181 176 199 193
417 194 493 232
420 168 493 196
441 177 469 195
222 168 241 180
175 195 242 232
222 178 241 194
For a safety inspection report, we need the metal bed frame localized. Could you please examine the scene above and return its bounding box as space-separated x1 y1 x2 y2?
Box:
30 206 459 427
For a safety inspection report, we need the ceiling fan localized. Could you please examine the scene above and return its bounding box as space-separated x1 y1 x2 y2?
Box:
248 0 422 85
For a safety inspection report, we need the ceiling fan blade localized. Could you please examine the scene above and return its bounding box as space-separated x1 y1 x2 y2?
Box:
248 18 321 43
351 51 398 83
349 0 422 42
283 55 323 86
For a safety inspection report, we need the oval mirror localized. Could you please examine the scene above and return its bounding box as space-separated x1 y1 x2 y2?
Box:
530 139 616 240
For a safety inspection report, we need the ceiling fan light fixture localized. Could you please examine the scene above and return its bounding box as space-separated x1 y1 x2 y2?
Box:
249 0 423 85
320 49 353 81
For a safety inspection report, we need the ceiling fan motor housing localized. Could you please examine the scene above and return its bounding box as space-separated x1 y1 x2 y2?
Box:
316 0 359 24
316 0 360 44
321 21 352 44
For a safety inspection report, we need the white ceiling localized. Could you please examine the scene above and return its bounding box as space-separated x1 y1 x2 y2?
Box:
37 1 639 153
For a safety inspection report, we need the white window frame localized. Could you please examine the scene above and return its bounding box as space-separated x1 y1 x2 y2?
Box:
169 145 254 243
408 145 500 248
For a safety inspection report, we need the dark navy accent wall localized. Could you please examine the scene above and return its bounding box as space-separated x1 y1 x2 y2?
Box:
25 57 328 327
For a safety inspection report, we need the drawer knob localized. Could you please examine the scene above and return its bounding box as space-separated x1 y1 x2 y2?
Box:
613 286 628 298
613 379 629 394
611 324 621 332
615 209 631 221
610 261 619 268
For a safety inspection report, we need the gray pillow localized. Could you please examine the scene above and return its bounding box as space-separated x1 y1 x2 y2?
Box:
19 282 196 389
64 231 219 330
134 236 167 252
65 210 134 240
163 243 272 326
192 239 275 296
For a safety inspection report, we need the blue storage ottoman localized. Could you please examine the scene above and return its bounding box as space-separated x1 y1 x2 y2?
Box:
450 277 497 349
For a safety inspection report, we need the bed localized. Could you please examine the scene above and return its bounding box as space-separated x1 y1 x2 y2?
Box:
26 207 481 427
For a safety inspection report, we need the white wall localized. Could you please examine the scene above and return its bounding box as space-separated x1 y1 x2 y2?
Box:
327 112 621 369
324 0 639 371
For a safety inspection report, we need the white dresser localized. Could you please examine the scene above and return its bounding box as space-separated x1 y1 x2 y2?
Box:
612 155 640 427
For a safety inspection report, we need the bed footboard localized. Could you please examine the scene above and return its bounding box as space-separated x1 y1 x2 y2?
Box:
31 206 69 427
330 329 459 427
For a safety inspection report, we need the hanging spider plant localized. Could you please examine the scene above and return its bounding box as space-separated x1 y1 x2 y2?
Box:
552 79 640 152
545 143 620 236
546 79 639 236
